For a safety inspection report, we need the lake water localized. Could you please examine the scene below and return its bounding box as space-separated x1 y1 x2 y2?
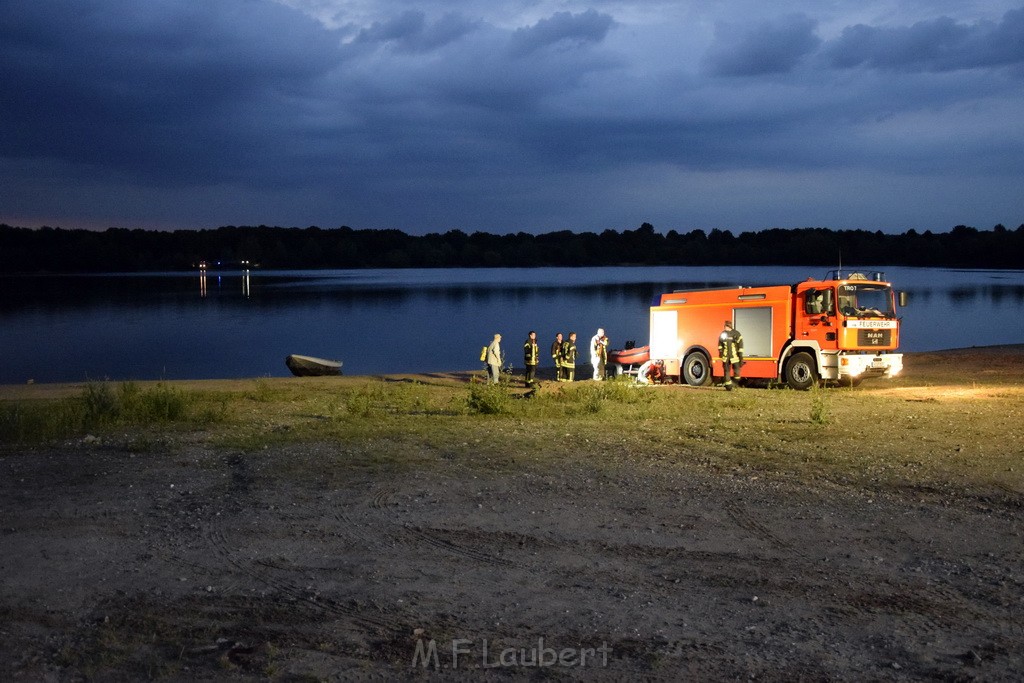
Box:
2 266 1022 384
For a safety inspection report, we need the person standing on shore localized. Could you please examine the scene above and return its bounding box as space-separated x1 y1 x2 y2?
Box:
590 328 606 380
523 331 539 387
486 333 503 385
551 332 564 381
561 332 578 382
718 321 744 391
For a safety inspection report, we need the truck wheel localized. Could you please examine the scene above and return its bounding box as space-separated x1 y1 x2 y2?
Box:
683 351 712 387
785 352 817 390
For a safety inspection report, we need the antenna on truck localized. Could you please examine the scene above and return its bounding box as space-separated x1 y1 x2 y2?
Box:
826 251 844 281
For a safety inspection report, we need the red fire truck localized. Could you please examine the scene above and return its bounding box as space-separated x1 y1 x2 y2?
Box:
648 270 906 389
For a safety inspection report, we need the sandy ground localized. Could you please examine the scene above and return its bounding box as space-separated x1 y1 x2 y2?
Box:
1 348 1023 681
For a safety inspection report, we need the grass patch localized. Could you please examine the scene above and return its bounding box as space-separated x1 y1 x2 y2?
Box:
0 381 224 444
344 382 433 417
245 378 275 403
4 369 1023 498
466 376 658 418
0 398 83 443
809 382 830 425
466 380 514 415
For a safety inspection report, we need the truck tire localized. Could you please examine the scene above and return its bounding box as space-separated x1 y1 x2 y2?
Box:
785 352 817 390
683 351 712 387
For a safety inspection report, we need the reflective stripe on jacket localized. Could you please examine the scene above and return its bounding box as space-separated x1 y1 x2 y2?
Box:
561 341 577 365
524 340 538 365
718 329 744 363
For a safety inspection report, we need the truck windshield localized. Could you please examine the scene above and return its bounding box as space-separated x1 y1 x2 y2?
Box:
837 284 895 318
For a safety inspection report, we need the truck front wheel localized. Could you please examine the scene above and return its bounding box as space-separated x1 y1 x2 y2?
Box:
785 352 817 390
683 351 712 387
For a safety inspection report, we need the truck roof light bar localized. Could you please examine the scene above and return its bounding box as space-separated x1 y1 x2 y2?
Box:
826 270 887 282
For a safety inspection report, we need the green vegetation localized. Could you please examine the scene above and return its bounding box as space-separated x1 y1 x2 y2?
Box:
466 374 652 416
809 382 831 425
3 370 1022 497
0 381 224 443
2 222 1022 272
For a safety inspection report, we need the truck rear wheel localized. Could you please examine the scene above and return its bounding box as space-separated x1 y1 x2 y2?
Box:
683 351 712 387
785 352 817 390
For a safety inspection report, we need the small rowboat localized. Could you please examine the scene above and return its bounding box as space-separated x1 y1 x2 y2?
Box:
608 345 650 366
285 354 343 377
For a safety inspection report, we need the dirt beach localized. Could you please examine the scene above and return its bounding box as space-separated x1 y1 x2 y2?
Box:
1 347 1023 681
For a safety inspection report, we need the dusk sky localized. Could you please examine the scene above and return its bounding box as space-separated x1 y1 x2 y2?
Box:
2 0 1023 234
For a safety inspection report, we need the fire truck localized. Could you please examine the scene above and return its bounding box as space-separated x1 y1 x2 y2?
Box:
648 270 906 389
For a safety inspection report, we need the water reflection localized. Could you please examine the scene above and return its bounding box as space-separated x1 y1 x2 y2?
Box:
949 287 977 305
2 270 1022 314
1 266 1021 383
941 284 1024 306
977 284 1024 305
904 288 932 304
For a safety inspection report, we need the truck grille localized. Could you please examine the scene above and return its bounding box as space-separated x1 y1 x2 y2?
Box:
857 329 891 346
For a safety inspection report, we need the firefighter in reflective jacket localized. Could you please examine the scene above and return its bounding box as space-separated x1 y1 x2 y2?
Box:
560 332 578 382
523 331 539 387
551 333 564 381
718 320 744 391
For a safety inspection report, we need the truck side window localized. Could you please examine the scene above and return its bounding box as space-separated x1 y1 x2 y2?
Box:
805 289 824 314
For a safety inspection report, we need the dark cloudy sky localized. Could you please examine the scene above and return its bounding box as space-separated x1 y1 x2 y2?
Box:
2 0 1023 234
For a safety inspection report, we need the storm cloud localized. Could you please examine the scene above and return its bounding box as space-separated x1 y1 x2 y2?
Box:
825 8 1024 71
508 9 614 57
1 0 1022 233
704 14 821 76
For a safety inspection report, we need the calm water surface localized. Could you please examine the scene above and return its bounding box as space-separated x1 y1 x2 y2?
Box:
2 266 1022 384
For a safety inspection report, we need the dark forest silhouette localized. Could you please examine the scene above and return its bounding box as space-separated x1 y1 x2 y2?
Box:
1 222 1021 273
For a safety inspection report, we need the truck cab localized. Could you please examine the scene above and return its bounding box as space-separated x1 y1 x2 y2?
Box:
792 271 903 387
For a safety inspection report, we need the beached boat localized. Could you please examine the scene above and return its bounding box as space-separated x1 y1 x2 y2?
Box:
285 354 343 377
608 345 650 366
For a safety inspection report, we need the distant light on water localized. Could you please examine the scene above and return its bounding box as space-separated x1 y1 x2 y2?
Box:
0 266 1021 383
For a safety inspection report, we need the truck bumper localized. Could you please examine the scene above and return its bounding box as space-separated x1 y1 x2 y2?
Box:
821 352 903 381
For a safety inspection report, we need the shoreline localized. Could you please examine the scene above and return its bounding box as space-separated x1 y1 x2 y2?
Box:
2 343 1021 400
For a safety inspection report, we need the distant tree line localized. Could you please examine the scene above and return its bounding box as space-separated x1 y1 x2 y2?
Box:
1 222 1022 273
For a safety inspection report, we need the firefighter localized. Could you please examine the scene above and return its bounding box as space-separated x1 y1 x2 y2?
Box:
561 332 578 382
597 334 610 380
718 321 744 390
636 359 664 385
523 331 539 387
551 333 564 381
486 333 503 385
589 328 606 380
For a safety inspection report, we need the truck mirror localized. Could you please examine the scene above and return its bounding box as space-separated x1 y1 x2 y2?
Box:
898 291 908 307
